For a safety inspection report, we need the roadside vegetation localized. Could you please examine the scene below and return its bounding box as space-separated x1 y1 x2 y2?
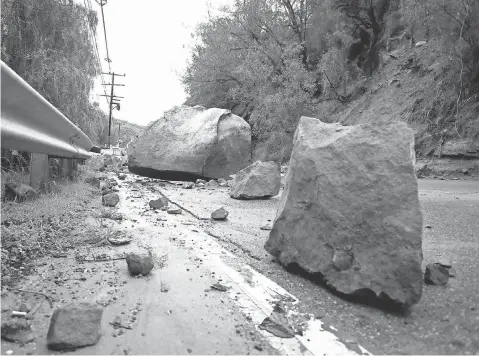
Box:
182 0 479 162
0 155 110 286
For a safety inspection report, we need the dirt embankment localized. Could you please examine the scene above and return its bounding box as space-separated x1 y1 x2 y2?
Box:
316 39 478 174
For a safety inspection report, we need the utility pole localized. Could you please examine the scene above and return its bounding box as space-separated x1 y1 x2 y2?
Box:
101 72 125 148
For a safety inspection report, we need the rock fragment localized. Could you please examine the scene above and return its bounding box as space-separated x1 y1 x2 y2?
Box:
167 208 182 215
102 193 119 207
126 251 154 276
149 197 168 209
211 207 229 220
46 303 103 350
425 264 449 285
84 177 101 189
1 319 35 343
230 161 281 199
4 183 37 202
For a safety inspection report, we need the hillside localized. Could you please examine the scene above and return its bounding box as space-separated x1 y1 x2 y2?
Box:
318 39 479 159
181 0 479 165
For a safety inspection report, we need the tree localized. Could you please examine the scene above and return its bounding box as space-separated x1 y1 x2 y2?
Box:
1 0 107 144
333 0 391 74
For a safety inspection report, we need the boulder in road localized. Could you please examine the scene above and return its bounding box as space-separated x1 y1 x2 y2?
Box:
265 117 423 308
46 303 103 350
230 161 281 200
126 251 154 275
102 193 119 207
128 106 251 180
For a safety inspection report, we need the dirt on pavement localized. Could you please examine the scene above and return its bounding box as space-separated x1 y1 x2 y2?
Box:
1 170 478 355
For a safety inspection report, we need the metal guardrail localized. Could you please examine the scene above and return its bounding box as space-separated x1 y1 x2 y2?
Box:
1 61 93 159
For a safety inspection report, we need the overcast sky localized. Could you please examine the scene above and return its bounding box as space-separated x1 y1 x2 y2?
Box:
89 0 233 127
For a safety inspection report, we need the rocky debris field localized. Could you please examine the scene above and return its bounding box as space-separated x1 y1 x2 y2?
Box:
1 165 478 354
2 114 479 355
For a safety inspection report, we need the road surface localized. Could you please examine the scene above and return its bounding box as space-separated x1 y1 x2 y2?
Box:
1 175 477 355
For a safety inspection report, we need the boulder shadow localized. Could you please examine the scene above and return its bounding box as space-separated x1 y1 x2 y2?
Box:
128 166 207 182
284 262 412 316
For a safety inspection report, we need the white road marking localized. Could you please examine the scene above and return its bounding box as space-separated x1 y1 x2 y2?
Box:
177 226 371 356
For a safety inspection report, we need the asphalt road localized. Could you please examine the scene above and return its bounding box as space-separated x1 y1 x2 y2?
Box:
1 175 477 355
163 178 479 355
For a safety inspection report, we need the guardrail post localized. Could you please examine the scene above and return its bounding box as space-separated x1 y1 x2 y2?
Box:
59 158 73 180
30 153 49 193
72 159 78 180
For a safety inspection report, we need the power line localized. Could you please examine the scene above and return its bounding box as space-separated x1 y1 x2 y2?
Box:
83 0 109 107
95 0 112 73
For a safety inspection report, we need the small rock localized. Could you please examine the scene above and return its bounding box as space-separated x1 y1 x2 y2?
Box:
108 236 132 246
1 319 35 343
425 264 449 285
19 302 31 313
211 207 228 220
206 180 219 187
6 351 13 355
4 183 37 202
112 316 121 326
211 283 229 292
462 168 469 175
99 166 106 172
260 224 272 231
425 225 432 229
447 267 457 278
315 310 326 319
84 177 101 189
183 182 194 189
102 193 119 207
196 179 206 185
118 174 127 180
160 283 170 293
254 345 263 351
167 208 182 215
47 303 103 350
126 251 154 276
218 178 227 187
149 197 168 209
435 259 452 268
415 41 427 47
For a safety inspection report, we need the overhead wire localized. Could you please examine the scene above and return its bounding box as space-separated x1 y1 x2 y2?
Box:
83 0 109 107
98 0 112 73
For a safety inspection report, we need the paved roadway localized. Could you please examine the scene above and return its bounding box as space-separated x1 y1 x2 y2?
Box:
1 176 477 355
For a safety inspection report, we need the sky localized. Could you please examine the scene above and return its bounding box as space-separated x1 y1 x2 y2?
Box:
87 0 234 127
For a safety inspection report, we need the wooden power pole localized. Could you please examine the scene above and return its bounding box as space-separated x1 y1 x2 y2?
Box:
100 72 125 148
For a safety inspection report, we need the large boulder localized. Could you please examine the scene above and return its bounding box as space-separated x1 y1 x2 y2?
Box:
230 161 281 199
128 106 251 180
47 303 103 350
265 117 423 308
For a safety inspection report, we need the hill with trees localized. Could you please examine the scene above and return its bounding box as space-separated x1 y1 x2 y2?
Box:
182 0 479 162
